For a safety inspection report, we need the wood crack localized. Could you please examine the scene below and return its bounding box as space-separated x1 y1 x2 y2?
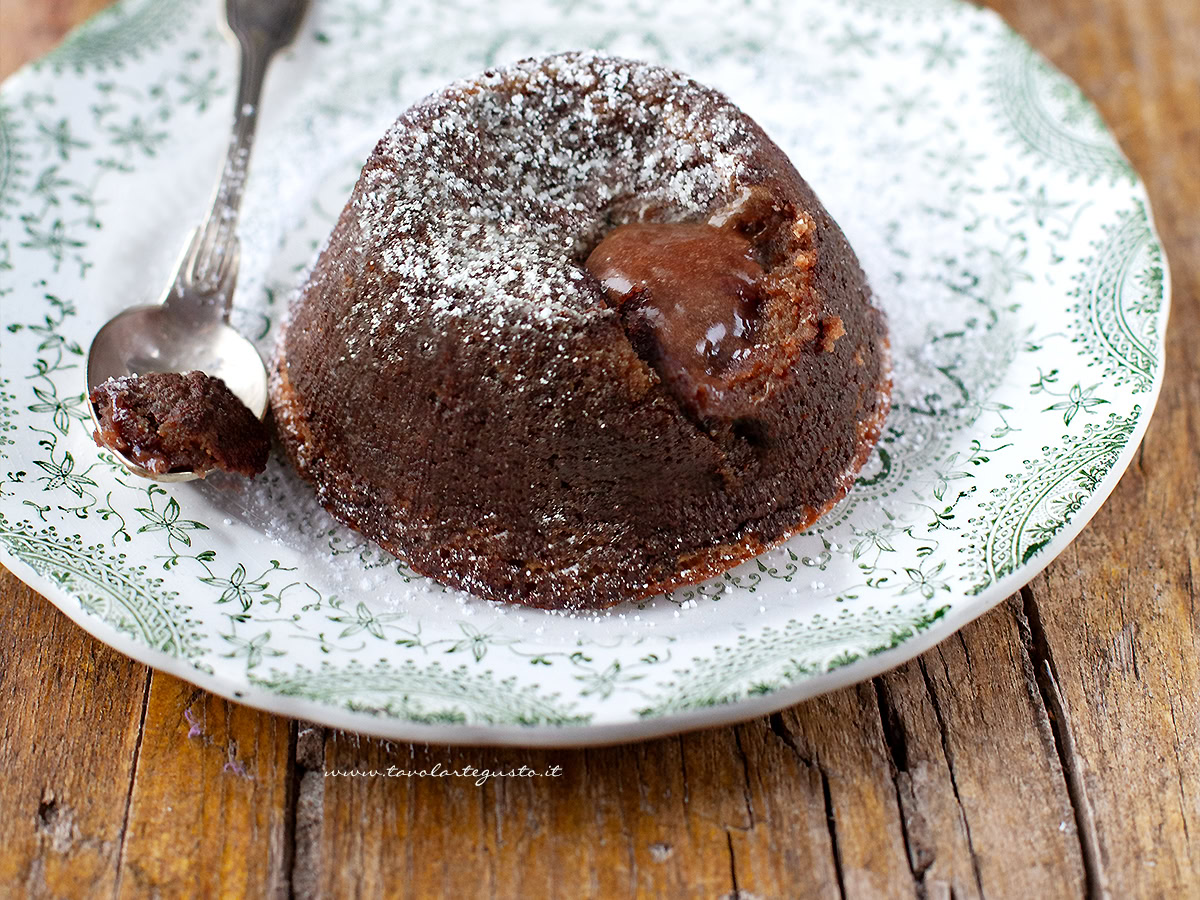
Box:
1018 585 1109 900
288 722 327 900
874 677 936 898
276 720 300 900
917 658 985 899
820 767 847 900
726 829 740 899
767 713 846 900
1187 558 1197 646
767 712 813 768
628 749 642 896
110 669 152 900
956 631 974 674
732 727 757 830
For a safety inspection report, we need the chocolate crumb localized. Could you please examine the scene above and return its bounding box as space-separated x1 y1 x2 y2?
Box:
820 316 846 353
91 371 268 477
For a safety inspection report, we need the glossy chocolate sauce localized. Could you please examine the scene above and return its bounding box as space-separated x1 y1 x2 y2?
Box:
585 222 763 415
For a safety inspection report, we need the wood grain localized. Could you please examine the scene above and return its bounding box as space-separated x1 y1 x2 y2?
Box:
1 0 1197 897
114 675 295 898
0 0 111 75
0 568 149 898
876 602 1088 898
984 1 1200 896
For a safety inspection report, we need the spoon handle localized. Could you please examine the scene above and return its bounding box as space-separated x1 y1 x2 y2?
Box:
165 0 309 322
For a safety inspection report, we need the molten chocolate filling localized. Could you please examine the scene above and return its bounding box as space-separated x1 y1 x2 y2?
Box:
585 222 764 418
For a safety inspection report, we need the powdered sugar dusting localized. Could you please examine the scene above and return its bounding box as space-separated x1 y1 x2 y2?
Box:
340 51 755 354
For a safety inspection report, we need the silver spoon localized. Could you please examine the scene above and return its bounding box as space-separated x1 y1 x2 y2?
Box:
86 0 309 482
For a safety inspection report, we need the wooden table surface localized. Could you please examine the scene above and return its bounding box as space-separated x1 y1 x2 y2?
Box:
1 0 1197 897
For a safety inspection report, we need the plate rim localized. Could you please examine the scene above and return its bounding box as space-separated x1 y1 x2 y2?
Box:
0 0 1173 745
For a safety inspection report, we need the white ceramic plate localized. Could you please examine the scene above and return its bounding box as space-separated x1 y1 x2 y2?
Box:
0 0 1168 745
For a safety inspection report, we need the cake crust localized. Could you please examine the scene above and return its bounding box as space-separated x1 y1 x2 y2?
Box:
272 52 891 609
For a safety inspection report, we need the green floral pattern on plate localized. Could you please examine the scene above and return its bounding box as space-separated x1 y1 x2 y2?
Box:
987 29 1134 184
1069 201 1162 392
0 0 1168 744
0 512 206 662
39 0 202 74
251 660 590 726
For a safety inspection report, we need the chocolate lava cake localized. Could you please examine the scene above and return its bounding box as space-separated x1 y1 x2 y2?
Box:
271 52 891 609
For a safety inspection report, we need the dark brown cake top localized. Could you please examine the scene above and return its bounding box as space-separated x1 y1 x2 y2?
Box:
340 52 763 358
91 371 269 478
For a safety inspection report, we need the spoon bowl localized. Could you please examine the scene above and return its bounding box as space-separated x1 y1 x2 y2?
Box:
86 307 268 483
86 227 269 482
85 0 308 482
86 304 269 415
